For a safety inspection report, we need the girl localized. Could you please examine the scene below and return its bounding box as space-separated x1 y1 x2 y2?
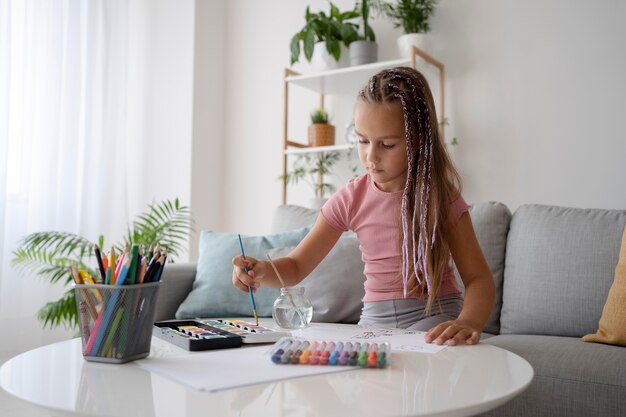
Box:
232 67 495 346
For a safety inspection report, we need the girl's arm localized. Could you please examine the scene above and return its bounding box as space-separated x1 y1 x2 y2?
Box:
425 212 496 346
232 214 343 292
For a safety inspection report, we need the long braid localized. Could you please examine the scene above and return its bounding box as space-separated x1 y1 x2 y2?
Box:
359 67 459 312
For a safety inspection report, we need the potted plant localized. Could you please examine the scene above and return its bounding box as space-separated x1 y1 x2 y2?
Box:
290 2 359 71
308 108 335 147
283 151 341 208
349 0 378 66
376 0 437 58
12 199 194 329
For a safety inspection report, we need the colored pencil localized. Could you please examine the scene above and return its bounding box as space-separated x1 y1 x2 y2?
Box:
128 244 139 285
93 244 106 282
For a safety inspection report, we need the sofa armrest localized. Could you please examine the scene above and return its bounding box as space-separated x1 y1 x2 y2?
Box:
154 263 197 321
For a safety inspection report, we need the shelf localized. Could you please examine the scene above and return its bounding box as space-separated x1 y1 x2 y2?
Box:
284 144 356 155
281 48 445 205
286 59 410 95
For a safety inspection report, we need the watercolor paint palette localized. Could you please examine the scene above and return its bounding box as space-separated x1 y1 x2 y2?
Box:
153 320 243 351
198 319 291 344
269 338 391 368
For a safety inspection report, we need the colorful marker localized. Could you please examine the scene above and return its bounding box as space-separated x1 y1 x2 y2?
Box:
358 342 369 367
367 343 379 368
329 341 343 365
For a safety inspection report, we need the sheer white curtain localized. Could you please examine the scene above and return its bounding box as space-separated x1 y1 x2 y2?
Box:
0 0 137 352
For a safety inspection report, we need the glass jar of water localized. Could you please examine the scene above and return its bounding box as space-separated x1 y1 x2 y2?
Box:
272 287 313 329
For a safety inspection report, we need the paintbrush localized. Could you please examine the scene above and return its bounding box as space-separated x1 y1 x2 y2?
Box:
237 234 259 326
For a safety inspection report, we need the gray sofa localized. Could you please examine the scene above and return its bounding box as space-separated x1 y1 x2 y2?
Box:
155 202 626 417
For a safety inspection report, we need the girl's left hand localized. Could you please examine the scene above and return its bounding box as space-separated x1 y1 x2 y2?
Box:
424 320 481 346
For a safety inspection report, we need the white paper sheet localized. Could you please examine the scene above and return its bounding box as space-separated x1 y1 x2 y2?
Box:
135 325 444 392
291 325 447 353
134 345 359 392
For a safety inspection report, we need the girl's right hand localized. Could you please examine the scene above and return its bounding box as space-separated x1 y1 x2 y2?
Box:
231 255 266 293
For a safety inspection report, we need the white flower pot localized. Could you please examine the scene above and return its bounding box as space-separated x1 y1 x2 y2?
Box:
397 33 428 59
311 41 349 72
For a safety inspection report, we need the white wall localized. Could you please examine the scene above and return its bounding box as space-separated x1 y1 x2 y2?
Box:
127 0 195 259
222 0 365 235
218 0 626 236
189 0 227 260
435 0 626 211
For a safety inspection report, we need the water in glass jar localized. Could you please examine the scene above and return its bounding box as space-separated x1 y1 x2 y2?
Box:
273 305 313 329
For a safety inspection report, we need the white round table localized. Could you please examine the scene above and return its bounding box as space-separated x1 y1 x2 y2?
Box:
1 324 533 417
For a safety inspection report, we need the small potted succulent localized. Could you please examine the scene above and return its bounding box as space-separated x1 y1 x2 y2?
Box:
376 0 437 58
308 108 335 147
290 2 359 71
349 0 378 66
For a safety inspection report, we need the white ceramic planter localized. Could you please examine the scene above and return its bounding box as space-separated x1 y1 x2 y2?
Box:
397 33 427 59
311 41 349 72
349 41 378 66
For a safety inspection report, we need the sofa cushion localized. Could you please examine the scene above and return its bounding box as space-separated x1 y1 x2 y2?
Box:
175 227 310 319
583 225 626 346
500 204 626 337
268 233 366 324
155 263 196 321
271 204 319 232
455 202 511 334
482 335 626 417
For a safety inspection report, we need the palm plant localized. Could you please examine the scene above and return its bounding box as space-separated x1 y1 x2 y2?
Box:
12 198 194 329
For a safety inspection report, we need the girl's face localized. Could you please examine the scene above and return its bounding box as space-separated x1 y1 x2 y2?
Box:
354 100 408 193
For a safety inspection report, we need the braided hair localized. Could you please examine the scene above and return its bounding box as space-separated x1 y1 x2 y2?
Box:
358 67 462 314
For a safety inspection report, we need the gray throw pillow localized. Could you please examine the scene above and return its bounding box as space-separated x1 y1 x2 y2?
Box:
271 204 319 233
457 202 512 334
501 204 626 337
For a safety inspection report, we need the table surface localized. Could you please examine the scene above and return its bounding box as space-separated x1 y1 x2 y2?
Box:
0 321 533 417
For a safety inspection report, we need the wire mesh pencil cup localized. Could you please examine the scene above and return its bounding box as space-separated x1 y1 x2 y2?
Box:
74 282 160 363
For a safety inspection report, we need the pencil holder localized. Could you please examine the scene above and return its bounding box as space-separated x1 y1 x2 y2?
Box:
74 282 161 363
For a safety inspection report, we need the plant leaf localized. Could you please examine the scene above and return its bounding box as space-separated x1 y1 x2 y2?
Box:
303 28 315 62
37 289 78 329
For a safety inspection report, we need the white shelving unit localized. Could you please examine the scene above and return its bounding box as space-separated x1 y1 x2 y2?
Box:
284 143 356 156
281 47 445 204
285 58 410 95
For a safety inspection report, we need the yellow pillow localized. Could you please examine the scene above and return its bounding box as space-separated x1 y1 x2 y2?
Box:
583 226 626 346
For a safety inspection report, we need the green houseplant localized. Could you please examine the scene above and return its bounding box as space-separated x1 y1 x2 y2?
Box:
12 198 194 329
349 0 379 66
283 151 342 201
308 108 335 147
290 2 359 69
376 0 437 58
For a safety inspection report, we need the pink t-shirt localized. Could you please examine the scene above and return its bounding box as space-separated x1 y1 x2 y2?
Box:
321 174 469 302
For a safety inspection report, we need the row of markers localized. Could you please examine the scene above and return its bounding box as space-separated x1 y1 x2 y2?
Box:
75 244 168 286
270 338 390 368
